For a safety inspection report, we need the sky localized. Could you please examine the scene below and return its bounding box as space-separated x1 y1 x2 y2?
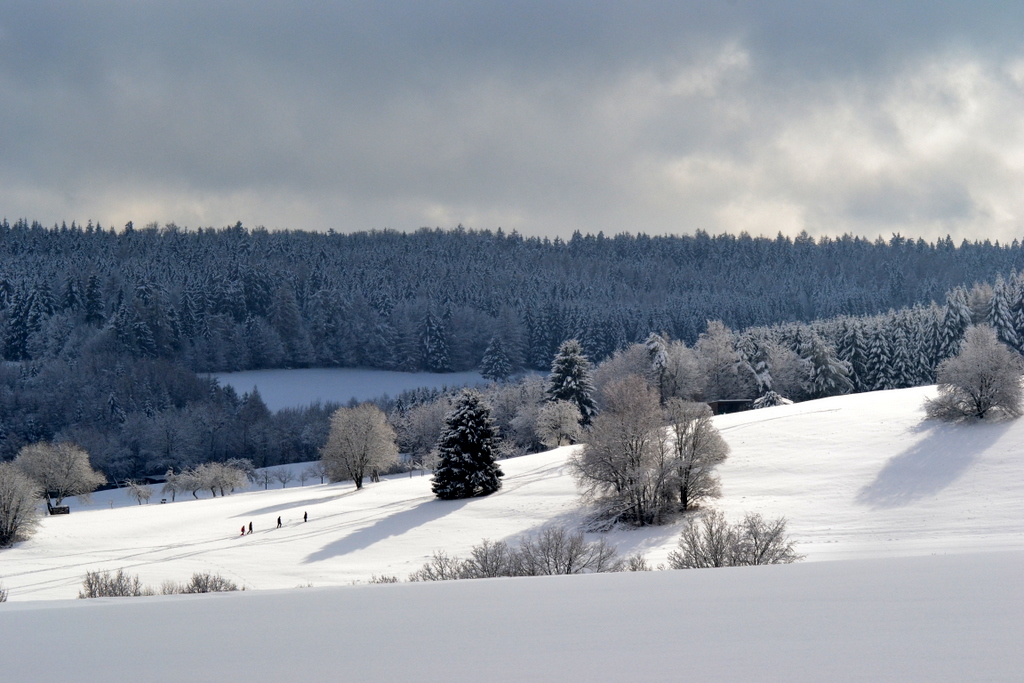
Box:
1 1 1023 241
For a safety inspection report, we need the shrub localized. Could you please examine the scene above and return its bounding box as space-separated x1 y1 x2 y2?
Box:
79 569 155 598
926 324 1023 421
667 510 802 569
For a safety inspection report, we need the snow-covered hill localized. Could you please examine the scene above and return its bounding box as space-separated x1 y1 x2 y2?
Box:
4 386 1024 602
3 385 1024 680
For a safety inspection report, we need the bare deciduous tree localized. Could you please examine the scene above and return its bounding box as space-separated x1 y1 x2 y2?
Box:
15 441 106 509
0 462 42 547
665 399 729 512
535 400 583 448
571 375 672 525
926 324 1023 421
272 467 295 488
125 480 154 505
321 404 399 489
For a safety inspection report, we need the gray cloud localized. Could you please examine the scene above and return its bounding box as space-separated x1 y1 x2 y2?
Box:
1 1 1022 240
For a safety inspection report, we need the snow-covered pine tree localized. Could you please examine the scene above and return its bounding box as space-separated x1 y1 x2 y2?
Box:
421 310 451 372
431 391 504 500
888 315 914 388
864 322 894 391
805 333 854 398
546 339 597 425
987 275 1020 351
736 332 772 395
480 336 513 382
836 318 868 392
938 286 972 361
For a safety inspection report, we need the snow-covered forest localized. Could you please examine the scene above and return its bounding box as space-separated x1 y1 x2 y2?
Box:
3 220 1024 478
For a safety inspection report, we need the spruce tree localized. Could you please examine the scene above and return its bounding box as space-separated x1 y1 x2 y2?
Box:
480 336 513 381
546 339 597 425
806 333 854 398
938 287 972 361
431 391 503 500
987 276 1019 351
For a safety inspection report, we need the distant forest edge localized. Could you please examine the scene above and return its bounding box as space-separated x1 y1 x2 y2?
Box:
3 219 1024 478
4 219 1024 373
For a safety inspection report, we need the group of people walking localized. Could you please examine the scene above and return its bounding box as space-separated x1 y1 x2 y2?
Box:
240 512 307 536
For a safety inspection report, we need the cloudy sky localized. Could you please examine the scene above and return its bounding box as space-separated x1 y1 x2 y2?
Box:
2 1 1023 240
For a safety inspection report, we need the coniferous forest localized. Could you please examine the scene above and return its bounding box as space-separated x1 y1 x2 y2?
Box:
3 218 1024 478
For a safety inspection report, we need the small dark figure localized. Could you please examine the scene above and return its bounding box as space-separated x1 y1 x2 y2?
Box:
370 468 380 483
241 525 245 536
248 521 253 535
303 511 308 523
277 516 282 528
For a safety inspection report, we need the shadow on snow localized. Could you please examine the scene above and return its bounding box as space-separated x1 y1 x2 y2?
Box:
303 497 470 563
856 419 1012 509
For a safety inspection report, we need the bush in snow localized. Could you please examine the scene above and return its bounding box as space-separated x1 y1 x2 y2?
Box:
408 527 627 581
161 572 240 594
0 462 42 547
667 510 802 569
0 582 7 602
752 391 792 409
925 324 1023 421
431 391 503 499
79 569 155 598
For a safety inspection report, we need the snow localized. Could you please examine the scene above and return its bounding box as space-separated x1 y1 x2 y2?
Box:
1 552 1021 682
209 368 492 411
3 385 1024 679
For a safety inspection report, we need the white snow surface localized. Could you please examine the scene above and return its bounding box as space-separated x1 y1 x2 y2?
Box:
209 367 491 410
3 385 1024 680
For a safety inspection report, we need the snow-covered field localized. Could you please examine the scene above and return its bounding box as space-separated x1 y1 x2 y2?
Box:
209 368 490 410
2 385 1023 680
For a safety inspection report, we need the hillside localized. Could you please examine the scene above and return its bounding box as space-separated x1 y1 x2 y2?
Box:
3 386 1024 601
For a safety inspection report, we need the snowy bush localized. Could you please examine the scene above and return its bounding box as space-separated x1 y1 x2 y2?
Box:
162 572 240 594
667 510 802 569
925 325 1023 421
408 528 627 581
752 391 792 409
79 570 155 598
0 582 8 602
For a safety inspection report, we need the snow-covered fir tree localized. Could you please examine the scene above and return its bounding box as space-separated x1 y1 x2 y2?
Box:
938 286 972 361
546 339 597 425
480 336 514 381
421 310 451 372
987 275 1019 351
431 391 504 500
804 333 854 398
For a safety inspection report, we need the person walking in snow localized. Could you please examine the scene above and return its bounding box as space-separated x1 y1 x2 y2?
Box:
277 515 282 528
240 525 245 536
303 511 307 522
248 521 253 534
